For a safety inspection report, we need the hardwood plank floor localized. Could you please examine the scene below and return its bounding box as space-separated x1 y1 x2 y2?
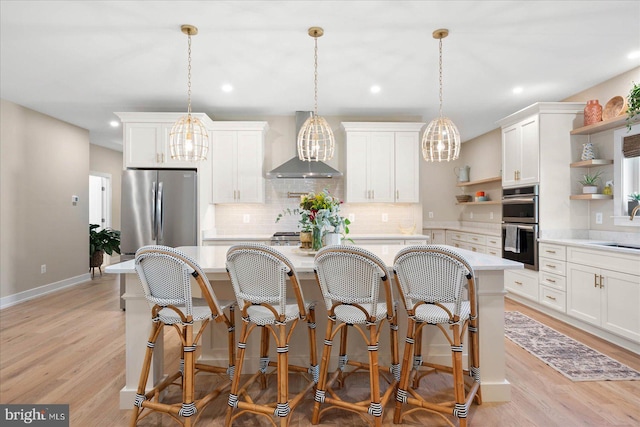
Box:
1 274 639 426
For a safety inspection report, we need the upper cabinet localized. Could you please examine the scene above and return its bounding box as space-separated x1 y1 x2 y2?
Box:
116 112 214 169
501 115 540 187
342 122 424 203
210 121 269 204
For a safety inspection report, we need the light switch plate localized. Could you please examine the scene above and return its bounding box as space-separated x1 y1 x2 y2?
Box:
243 214 250 223
595 212 603 224
381 213 388 222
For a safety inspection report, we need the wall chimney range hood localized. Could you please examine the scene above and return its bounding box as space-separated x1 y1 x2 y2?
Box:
266 111 342 179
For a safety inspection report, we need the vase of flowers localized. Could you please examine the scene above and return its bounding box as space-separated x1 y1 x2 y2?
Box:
300 189 350 250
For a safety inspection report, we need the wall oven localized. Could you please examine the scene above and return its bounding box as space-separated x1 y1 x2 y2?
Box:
502 185 539 270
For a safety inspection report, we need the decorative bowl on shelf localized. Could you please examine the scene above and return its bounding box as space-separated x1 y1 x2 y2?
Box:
456 195 472 203
475 196 489 202
602 96 627 120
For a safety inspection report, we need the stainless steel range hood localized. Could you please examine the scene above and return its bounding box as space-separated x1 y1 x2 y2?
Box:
266 111 342 179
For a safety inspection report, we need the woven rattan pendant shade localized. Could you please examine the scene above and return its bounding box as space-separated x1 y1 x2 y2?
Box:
298 27 335 162
169 25 209 162
422 29 461 162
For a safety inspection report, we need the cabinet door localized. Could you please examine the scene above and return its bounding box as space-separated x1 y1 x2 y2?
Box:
431 229 446 244
602 269 640 342
368 132 395 202
567 263 601 326
394 132 419 202
125 123 161 168
501 124 520 187
211 131 237 203
346 132 371 203
518 116 539 185
235 131 264 203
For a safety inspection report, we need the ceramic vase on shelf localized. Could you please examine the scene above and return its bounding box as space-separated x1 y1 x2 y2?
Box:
583 100 602 126
581 142 596 161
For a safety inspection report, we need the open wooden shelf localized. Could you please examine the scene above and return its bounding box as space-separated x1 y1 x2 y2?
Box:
456 176 502 187
569 159 613 168
456 200 502 206
570 115 637 135
569 194 613 200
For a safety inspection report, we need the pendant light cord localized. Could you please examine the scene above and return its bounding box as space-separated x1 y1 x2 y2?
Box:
187 32 192 116
314 35 319 116
438 36 443 118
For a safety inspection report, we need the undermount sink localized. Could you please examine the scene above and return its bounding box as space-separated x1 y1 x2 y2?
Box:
589 242 640 250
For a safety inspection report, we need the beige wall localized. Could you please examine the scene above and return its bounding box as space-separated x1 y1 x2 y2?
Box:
1 99 90 299
89 144 122 231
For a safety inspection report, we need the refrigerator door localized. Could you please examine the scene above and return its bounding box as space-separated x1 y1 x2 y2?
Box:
156 170 197 247
121 170 158 255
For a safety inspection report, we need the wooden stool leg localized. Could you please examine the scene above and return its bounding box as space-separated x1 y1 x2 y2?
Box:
451 324 467 427
276 322 289 427
367 323 382 427
337 323 349 387
307 306 318 384
412 322 424 389
312 316 335 424
226 319 250 426
130 321 163 427
259 326 270 389
394 315 416 424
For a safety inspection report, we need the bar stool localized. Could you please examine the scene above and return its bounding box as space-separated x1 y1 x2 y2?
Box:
224 243 318 427
312 245 399 427
392 245 481 427
130 245 236 427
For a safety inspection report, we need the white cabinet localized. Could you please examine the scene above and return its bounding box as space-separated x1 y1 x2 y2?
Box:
424 229 446 244
445 230 500 256
501 115 539 187
342 122 424 203
538 242 567 312
116 112 214 169
210 122 269 204
505 269 539 301
567 246 640 343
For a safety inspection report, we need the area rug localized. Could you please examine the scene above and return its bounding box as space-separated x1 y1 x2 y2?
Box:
504 311 640 381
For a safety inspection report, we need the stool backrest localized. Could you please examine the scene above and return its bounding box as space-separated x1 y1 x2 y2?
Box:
135 245 224 317
226 244 306 315
393 245 475 318
314 245 391 318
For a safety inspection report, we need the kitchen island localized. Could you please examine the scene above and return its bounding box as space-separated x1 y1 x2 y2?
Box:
106 244 522 409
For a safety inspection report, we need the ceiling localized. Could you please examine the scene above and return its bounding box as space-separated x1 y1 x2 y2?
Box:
1 1 639 151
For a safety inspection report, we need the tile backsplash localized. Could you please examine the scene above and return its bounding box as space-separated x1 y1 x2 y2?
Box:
212 178 422 235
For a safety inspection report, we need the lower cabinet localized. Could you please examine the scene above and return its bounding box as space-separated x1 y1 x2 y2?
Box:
445 230 501 256
505 269 539 302
566 246 640 343
538 242 567 313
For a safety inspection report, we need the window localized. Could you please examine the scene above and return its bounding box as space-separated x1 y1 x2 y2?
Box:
613 123 640 226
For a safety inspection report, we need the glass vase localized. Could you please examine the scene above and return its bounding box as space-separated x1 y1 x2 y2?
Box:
312 226 323 251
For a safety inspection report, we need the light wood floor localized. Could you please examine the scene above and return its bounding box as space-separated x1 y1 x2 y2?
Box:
1 274 639 426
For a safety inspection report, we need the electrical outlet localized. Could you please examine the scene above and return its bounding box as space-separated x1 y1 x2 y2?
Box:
595 212 603 224
348 213 355 223
243 214 250 223
428 211 434 219
41 264 46 274
470 212 474 220
381 213 388 222
490 212 494 220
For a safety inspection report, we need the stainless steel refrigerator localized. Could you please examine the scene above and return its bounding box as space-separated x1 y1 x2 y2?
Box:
120 169 198 307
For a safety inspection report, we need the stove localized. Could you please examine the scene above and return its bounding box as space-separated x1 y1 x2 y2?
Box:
270 231 300 246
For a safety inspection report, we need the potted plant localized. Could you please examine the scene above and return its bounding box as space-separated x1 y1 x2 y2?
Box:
275 208 314 248
627 81 640 130
628 192 640 215
90 224 121 276
579 171 602 194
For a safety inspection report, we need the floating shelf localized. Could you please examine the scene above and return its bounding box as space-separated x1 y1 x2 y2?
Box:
569 194 613 200
570 115 637 135
456 176 502 187
456 200 502 205
569 159 613 168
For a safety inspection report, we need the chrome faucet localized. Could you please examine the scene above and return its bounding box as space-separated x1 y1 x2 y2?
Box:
631 204 640 221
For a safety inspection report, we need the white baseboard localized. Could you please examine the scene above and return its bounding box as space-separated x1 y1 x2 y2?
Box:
0 273 91 310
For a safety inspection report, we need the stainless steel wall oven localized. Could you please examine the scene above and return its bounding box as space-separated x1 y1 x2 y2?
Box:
502 185 539 270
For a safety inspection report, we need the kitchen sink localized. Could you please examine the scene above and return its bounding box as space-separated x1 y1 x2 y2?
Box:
589 242 640 250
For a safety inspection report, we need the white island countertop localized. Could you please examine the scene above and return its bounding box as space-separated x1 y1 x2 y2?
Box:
201 233 432 242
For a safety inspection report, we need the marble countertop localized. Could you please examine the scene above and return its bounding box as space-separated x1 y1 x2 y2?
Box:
422 226 501 237
202 233 430 242
539 237 640 256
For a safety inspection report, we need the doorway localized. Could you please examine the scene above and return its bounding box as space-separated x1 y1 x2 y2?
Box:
89 172 112 266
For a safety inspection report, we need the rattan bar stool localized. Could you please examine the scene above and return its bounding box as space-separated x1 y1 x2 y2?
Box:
392 245 481 427
312 245 399 427
130 245 236 427
224 244 318 427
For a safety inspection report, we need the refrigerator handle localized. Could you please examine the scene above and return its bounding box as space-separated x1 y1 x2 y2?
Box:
151 181 157 240
157 181 164 242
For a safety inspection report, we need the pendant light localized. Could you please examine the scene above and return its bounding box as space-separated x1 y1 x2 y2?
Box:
422 29 461 162
169 24 209 162
298 27 335 162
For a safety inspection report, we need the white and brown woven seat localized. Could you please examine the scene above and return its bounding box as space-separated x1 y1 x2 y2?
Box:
392 245 481 427
130 245 236 427
225 243 318 427
312 245 399 427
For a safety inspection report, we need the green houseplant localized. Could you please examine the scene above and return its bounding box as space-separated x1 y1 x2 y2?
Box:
627 81 640 130
90 224 121 273
628 192 640 215
579 171 602 194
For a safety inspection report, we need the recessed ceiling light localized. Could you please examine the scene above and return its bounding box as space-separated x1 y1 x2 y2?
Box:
109 120 119 127
221 83 233 93
512 86 524 94
370 85 381 94
628 50 640 60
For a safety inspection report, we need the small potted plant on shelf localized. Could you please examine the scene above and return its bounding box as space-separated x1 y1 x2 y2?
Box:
89 224 121 277
627 81 640 130
628 192 640 215
579 171 602 194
